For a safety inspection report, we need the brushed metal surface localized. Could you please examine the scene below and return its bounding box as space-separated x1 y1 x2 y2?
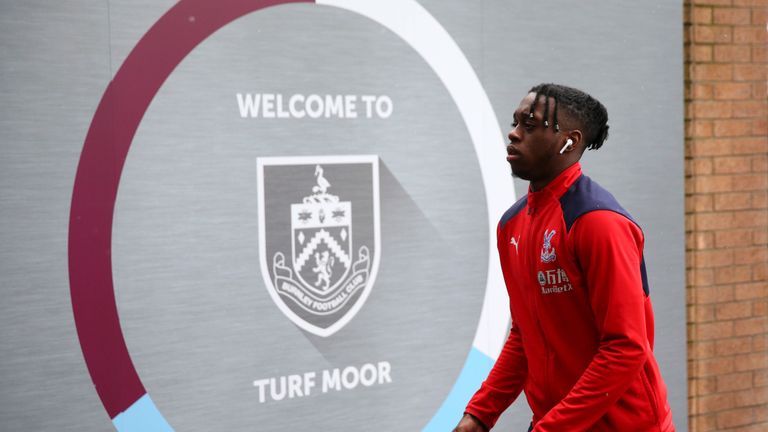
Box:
0 1 685 430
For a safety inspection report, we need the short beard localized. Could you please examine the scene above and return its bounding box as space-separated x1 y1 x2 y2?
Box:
509 164 530 181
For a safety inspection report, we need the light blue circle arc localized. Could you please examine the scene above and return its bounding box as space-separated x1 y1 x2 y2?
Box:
422 348 496 431
112 395 172 432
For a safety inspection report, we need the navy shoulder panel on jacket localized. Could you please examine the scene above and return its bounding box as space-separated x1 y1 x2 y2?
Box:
499 196 528 229
560 175 649 296
559 175 636 232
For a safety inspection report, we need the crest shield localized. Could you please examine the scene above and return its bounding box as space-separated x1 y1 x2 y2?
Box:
257 156 380 337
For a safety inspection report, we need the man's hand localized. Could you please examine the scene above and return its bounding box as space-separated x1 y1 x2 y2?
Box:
453 413 489 432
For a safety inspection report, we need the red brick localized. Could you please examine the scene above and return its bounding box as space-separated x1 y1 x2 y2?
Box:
716 299 755 318
733 174 768 191
716 335 755 355
752 117 767 135
690 267 716 286
695 392 736 414
715 264 754 284
690 6 712 24
683 120 693 137
697 356 736 376
684 21 693 44
692 339 718 358
714 45 753 63
693 376 719 395
718 371 755 392
734 64 767 81
732 100 767 118
753 333 767 351
695 285 736 304
751 190 767 208
734 317 768 337
692 303 717 321
690 138 743 156
714 118 754 136
717 407 755 428
752 44 767 62
694 45 715 63
698 25 735 43
713 7 753 24
699 231 717 249
753 368 768 390
752 155 767 172
734 25 767 43
750 190 768 208
734 350 768 370
754 80 767 98
693 83 715 100
694 211 738 230
753 261 768 280
692 0 732 4
753 407 768 426
714 155 754 173
756 405 768 424
733 386 768 408
713 81 753 100
695 248 736 267
752 7 768 25
734 247 768 264
734 282 767 300
696 320 736 340
690 414 718 432
749 226 768 243
693 63 734 81
694 6 714 23
755 370 768 387
687 231 702 249
715 229 754 247
715 192 753 210
731 137 768 154
733 209 768 227
734 0 768 5
752 226 768 243
693 100 734 118
692 119 715 137
687 194 714 212
694 156 715 173
696 174 735 192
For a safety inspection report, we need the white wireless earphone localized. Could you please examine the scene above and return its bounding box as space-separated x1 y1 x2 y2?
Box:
559 138 574 154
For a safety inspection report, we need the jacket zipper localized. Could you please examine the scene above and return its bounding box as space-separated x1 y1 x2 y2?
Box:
527 203 553 405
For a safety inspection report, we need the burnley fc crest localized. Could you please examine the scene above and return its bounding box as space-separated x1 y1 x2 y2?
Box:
257 156 380 337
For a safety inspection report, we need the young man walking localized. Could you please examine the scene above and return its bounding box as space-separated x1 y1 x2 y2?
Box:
454 84 675 432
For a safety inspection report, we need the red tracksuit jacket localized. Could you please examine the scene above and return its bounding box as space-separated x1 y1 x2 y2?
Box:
466 163 674 431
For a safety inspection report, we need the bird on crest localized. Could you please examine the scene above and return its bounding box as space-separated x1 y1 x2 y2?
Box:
312 165 331 195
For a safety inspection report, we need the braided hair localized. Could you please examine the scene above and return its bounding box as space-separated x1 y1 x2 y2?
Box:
528 83 610 151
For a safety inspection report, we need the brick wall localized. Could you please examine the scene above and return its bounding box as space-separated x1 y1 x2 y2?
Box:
685 0 768 430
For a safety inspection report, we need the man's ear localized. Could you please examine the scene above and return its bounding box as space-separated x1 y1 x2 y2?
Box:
567 130 584 151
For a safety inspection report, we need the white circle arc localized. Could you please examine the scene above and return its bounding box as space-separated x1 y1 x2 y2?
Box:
319 0 513 359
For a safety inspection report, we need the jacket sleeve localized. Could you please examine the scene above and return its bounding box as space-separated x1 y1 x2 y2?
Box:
534 210 650 432
465 323 528 430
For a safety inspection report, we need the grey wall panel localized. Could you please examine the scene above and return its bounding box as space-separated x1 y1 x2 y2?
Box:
0 1 685 430
0 1 114 431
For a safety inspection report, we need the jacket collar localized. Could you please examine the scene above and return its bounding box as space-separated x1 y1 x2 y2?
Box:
527 162 583 212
